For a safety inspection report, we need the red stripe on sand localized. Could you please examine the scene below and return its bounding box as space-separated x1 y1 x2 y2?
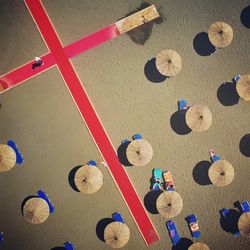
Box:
24 0 159 246
0 23 119 91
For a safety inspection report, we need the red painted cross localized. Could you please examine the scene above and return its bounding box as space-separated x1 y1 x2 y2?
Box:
2 0 160 245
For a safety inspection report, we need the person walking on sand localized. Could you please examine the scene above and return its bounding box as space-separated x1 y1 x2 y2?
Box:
32 56 44 69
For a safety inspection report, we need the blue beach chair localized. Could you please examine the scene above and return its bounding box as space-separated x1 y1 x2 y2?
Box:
64 241 75 250
152 168 162 190
7 140 24 164
240 200 250 213
178 99 188 111
112 212 125 223
132 134 142 140
37 190 55 214
121 139 130 145
232 75 241 84
209 149 221 163
87 160 97 166
186 214 201 238
0 232 3 242
166 220 180 246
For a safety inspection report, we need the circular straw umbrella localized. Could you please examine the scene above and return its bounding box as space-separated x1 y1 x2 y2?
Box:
236 75 250 101
126 139 153 166
185 105 212 132
0 144 16 172
188 242 210 250
23 197 50 224
104 221 130 248
156 49 182 77
74 165 103 194
208 21 233 48
238 212 250 239
208 160 234 187
156 191 183 219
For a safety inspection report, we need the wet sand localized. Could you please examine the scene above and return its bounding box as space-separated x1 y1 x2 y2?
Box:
0 0 250 249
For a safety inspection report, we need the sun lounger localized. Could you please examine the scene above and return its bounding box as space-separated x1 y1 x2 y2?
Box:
112 212 125 223
121 139 130 144
37 190 55 214
132 133 142 140
220 208 230 217
178 99 188 111
64 241 75 250
232 75 241 84
166 220 180 246
87 160 97 166
240 200 250 213
162 170 175 191
185 214 201 238
209 149 221 163
7 140 24 164
0 232 3 242
151 168 162 190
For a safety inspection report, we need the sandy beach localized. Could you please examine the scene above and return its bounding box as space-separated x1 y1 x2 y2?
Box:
0 0 250 249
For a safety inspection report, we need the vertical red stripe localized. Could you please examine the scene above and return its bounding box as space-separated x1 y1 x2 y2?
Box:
24 0 159 246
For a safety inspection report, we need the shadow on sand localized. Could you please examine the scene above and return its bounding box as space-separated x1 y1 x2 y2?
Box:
219 209 241 235
239 134 250 157
193 32 216 56
96 218 115 242
68 165 82 192
241 6 250 28
170 110 191 135
192 161 212 185
217 82 239 106
21 195 38 214
172 238 193 250
144 189 162 214
117 141 133 167
144 58 167 83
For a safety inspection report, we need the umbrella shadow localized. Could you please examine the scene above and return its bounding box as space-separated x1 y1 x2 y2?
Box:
21 195 38 214
144 189 162 214
192 161 212 185
217 82 239 106
117 141 133 167
170 110 191 135
219 209 241 235
144 58 168 83
172 238 193 250
193 32 216 56
68 165 82 192
96 218 115 242
239 134 250 157
241 6 250 28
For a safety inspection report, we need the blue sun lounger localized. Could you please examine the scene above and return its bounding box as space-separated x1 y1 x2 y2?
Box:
178 99 188 111
7 140 24 164
0 232 3 242
64 241 75 250
232 75 241 84
240 200 250 213
132 133 142 140
166 220 180 246
87 160 97 166
185 214 201 238
152 168 162 190
112 212 125 223
37 190 55 214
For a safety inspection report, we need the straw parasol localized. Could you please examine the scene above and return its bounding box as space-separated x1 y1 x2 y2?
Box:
236 75 250 101
238 212 250 239
208 160 234 187
185 105 212 132
156 49 182 77
156 191 183 218
74 165 103 193
126 139 153 166
188 242 210 250
0 144 16 172
23 197 49 224
208 21 233 48
104 221 130 248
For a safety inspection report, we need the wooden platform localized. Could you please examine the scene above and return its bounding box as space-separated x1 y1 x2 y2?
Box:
115 5 160 34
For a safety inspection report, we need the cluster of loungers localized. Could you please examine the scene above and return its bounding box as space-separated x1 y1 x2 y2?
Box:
151 168 175 191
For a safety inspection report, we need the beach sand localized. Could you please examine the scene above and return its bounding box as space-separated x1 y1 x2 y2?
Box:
0 0 250 249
